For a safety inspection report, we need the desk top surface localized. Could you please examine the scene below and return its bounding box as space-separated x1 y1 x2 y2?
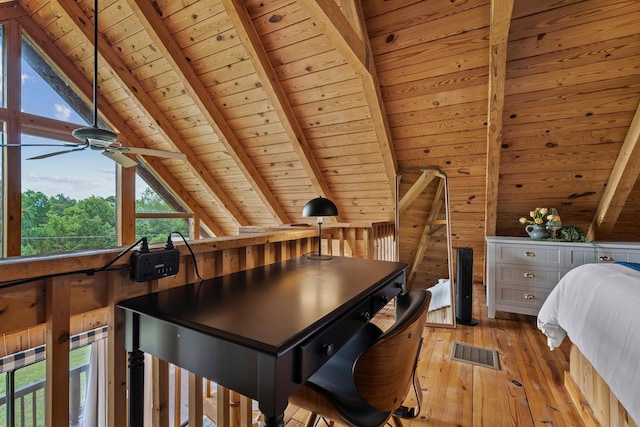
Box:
118 256 406 354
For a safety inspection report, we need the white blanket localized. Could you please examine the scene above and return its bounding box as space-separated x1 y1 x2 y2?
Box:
427 279 451 312
537 263 640 425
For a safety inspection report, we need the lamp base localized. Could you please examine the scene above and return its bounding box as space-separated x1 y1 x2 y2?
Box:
304 253 333 260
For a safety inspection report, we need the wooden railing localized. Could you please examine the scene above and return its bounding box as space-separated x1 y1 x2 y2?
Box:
0 222 395 427
0 363 89 427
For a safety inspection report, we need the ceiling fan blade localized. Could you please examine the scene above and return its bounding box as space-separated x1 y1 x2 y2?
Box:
117 146 187 160
102 150 138 168
26 143 89 160
1 143 80 147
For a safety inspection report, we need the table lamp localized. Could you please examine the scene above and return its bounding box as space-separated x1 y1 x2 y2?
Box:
302 196 338 260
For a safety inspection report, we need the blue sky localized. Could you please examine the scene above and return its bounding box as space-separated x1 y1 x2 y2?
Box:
19 57 149 200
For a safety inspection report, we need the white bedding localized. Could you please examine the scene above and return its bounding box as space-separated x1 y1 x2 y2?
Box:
537 263 640 425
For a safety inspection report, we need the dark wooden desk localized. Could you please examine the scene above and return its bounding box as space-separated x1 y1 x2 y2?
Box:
118 256 407 427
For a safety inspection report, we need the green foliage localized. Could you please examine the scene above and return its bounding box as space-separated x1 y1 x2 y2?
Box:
19 187 189 255
135 188 190 244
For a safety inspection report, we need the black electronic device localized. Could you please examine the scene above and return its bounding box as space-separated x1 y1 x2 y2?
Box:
455 247 478 326
130 249 180 282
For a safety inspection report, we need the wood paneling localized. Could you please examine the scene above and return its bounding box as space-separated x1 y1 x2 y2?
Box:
5 0 640 286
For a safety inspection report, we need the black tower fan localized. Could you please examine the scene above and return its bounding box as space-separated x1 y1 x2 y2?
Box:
455 247 478 326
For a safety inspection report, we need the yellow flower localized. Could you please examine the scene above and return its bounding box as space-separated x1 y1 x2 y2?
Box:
519 207 555 226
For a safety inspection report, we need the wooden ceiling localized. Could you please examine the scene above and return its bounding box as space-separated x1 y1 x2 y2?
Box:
3 0 640 274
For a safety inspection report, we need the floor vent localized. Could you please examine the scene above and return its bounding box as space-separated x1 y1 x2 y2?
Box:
451 342 500 370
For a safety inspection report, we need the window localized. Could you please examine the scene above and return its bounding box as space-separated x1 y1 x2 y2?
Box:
1 20 191 257
135 175 190 244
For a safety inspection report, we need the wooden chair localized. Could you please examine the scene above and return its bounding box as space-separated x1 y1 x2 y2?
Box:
289 289 431 427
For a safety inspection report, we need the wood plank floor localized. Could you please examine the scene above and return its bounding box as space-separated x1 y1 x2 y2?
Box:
283 284 585 427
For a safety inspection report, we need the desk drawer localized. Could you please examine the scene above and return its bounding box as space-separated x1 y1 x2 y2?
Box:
371 271 405 313
296 299 372 383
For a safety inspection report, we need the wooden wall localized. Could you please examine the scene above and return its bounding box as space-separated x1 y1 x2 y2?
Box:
0 224 394 426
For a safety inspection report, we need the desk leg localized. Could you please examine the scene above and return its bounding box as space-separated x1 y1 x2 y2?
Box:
128 349 145 427
262 414 284 427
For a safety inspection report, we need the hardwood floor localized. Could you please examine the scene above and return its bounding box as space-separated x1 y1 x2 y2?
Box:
283 284 585 427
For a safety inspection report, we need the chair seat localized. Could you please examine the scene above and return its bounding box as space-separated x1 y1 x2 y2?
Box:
302 323 392 427
290 289 431 427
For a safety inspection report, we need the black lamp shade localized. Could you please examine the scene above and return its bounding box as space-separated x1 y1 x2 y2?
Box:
302 197 338 217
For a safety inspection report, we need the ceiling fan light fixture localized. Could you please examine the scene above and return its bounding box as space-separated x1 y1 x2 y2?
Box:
72 126 118 144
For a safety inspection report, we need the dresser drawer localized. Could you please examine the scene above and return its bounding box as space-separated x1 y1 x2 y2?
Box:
496 245 562 266
495 264 563 289
496 285 550 311
595 249 640 264
566 246 597 268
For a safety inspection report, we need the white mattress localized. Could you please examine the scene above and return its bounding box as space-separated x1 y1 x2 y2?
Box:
537 263 640 425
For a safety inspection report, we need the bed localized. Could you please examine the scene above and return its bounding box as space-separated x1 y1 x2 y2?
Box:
537 262 640 426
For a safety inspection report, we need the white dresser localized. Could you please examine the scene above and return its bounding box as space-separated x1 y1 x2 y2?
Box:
486 236 640 318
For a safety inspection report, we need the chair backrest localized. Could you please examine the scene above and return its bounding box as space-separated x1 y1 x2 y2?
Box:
353 289 430 412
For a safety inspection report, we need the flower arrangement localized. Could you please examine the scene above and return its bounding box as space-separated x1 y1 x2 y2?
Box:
518 207 559 226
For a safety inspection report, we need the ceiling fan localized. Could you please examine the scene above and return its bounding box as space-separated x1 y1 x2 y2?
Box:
1 0 186 168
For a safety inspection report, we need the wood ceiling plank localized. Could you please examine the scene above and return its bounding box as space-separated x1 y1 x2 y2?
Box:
159 1 226 34
298 0 397 192
120 0 291 224
370 3 489 57
381 68 488 103
588 100 640 239
507 93 640 127
373 27 488 73
507 57 640 97
383 83 488 114
508 5 640 62
287 77 363 106
504 128 627 151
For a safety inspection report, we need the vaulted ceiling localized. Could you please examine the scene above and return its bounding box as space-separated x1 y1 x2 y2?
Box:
3 0 640 270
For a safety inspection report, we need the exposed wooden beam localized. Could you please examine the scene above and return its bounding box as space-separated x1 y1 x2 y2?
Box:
2 18 22 257
0 1 26 21
116 166 136 246
398 170 436 215
124 0 291 225
51 0 253 228
221 0 340 219
18 14 226 237
588 101 640 240
485 0 514 237
298 0 398 194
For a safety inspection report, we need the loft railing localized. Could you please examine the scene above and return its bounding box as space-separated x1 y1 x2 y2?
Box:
0 363 89 427
0 222 395 427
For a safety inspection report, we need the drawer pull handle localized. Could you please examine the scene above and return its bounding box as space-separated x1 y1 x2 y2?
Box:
360 312 371 323
523 272 535 278
378 294 389 303
524 294 535 300
599 255 614 262
322 343 335 357
525 251 535 257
